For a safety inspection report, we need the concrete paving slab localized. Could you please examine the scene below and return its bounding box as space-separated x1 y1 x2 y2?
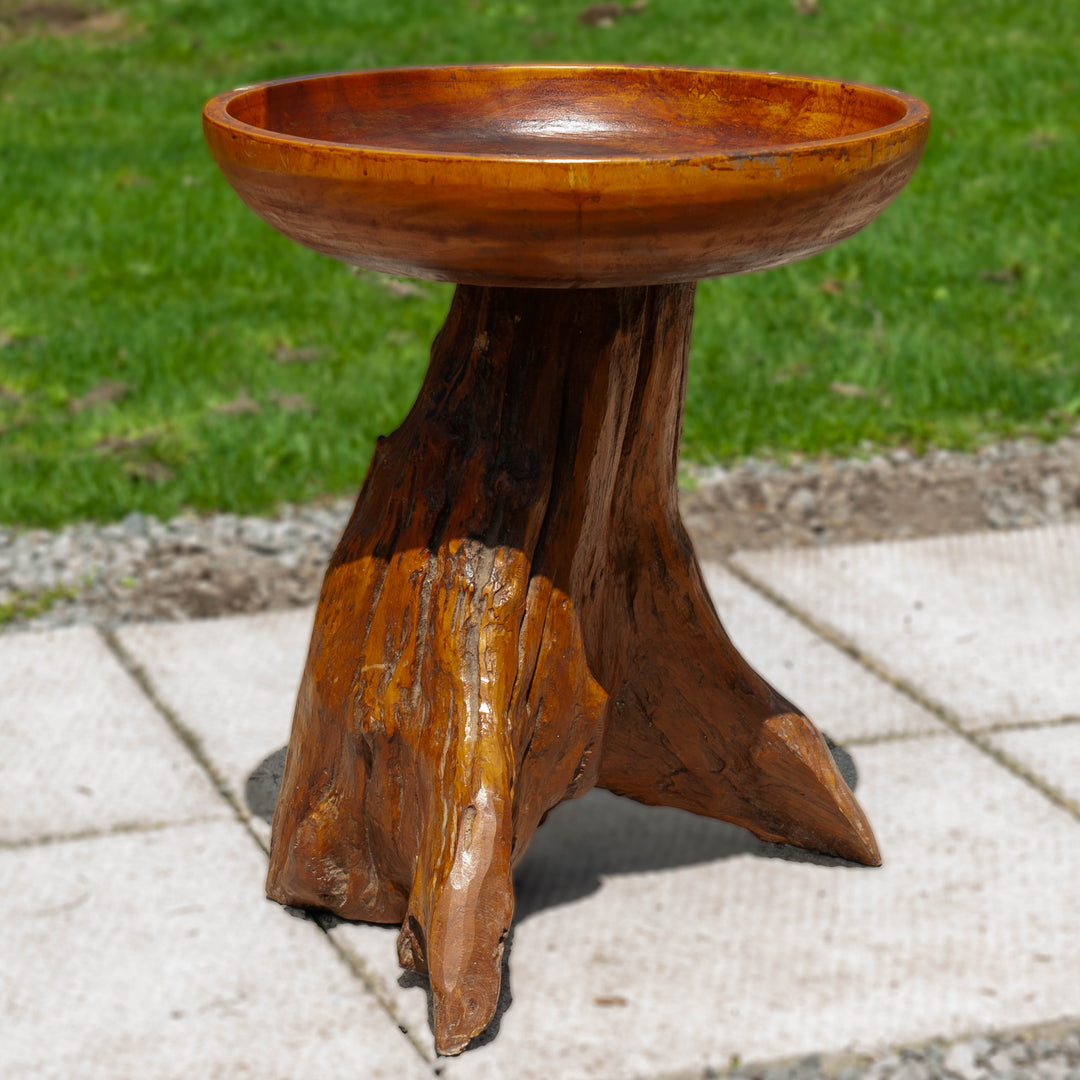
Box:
731 524 1080 730
115 609 314 844
327 921 436 1053
0 820 432 1080
114 608 439 1043
439 735 1080 1079
986 720 1080 811
0 626 226 844
702 563 944 743
106 564 1080 1073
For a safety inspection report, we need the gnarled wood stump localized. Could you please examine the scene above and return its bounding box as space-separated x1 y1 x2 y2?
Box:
267 283 880 1055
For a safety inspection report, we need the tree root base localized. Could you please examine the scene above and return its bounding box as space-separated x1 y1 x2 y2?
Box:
267 283 880 1055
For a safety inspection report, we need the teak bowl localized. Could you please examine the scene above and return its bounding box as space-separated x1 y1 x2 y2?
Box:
202 64 930 288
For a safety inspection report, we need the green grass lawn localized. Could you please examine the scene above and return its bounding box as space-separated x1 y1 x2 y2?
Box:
1 0 1077 527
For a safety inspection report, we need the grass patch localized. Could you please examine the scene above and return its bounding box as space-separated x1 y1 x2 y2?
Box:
0 583 79 626
1 0 1077 526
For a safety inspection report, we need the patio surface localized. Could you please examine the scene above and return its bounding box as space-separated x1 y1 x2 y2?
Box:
2 523 1078 1079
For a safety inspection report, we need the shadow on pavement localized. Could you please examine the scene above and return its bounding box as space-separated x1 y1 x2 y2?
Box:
247 738 863 1052
246 738 861 923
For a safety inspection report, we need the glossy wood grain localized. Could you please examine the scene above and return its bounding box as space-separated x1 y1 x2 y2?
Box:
267 284 880 1054
205 64 928 1056
203 64 929 287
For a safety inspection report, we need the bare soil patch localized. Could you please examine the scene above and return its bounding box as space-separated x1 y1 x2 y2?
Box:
681 435 1080 561
1 2 127 38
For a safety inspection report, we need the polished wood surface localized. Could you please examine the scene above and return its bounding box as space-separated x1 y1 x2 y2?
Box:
204 63 928 1057
267 284 879 1054
203 64 929 287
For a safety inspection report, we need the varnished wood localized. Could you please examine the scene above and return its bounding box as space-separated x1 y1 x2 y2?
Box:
267 284 879 1054
203 64 929 287
203 64 929 1057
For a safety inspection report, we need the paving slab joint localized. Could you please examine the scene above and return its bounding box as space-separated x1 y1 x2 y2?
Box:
724 556 1080 826
101 627 250 824
978 714 1080 736
308 919 440 1067
100 627 439 1068
0 814 226 852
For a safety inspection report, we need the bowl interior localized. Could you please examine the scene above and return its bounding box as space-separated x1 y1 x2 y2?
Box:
225 66 913 160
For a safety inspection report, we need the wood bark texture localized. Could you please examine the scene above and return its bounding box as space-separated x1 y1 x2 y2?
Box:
266 283 880 1055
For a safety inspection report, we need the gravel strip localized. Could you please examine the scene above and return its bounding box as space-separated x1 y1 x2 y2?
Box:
680 433 1080 561
0 497 350 631
667 1017 1080 1080
2 434 1079 634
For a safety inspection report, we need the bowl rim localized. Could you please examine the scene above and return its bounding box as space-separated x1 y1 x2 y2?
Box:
202 62 931 168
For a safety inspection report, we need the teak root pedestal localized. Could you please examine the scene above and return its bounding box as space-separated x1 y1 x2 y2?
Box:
204 65 930 1055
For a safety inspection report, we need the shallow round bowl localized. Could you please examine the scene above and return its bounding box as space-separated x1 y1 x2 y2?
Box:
203 64 930 288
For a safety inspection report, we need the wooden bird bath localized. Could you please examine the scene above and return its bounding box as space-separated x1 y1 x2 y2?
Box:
203 64 930 1055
